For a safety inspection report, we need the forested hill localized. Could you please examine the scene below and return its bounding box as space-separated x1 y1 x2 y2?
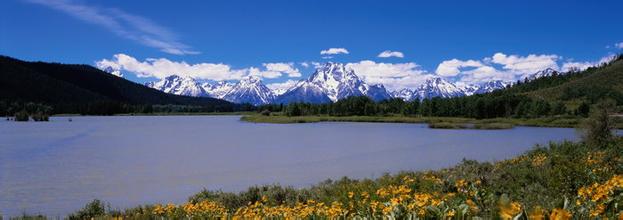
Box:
497 55 623 105
0 56 235 114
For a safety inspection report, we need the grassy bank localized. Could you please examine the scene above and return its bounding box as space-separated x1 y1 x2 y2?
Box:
48 111 254 117
32 138 622 219
239 114 603 129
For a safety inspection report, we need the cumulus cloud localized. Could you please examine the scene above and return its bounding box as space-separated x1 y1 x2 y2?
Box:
346 60 432 91
561 54 618 72
435 59 484 77
96 54 300 81
320 48 349 55
434 53 561 84
616 42 623 49
377 50 404 58
26 0 197 55
489 53 559 77
561 61 594 72
258 63 301 78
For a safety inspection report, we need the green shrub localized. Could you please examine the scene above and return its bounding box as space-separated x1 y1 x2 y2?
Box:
14 110 29 121
31 112 49 121
67 199 106 220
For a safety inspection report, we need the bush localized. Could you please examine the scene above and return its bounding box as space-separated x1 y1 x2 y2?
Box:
581 99 616 148
31 112 49 121
260 109 271 116
67 199 106 220
14 110 29 121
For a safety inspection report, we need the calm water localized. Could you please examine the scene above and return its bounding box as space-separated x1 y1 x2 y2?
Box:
0 115 579 217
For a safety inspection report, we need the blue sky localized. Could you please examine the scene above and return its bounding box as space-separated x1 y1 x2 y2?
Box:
1 0 622 91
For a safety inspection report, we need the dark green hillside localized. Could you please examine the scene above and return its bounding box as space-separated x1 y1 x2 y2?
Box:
500 55 623 105
527 58 623 104
0 56 235 114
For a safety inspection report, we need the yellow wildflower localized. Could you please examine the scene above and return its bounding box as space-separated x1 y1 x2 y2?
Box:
499 201 521 220
549 208 571 220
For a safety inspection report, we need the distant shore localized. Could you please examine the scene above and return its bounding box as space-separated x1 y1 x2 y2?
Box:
240 114 605 129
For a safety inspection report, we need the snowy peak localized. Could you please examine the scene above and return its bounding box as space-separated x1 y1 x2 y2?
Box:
222 76 275 105
473 80 508 94
201 81 235 99
103 66 123 77
394 78 509 101
307 62 364 102
412 77 465 100
391 88 415 101
276 62 391 103
145 75 208 97
529 68 559 80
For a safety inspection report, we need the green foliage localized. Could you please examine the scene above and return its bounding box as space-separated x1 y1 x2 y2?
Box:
67 199 107 220
581 99 616 148
14 110 29 121
8 214 46 220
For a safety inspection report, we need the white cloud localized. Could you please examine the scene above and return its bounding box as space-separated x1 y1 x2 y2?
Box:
267 80 299 95
490 53 559 77
346 60 431 91
616 42 623 49
260 62 301 78
561 61 593 72
26 0 197 55
598 54 617 64
561 54 617 72
320 48 349 55
378 50 404 58
96 54 300 81
300 62 310 68
435 59 483 77
435 53 561 84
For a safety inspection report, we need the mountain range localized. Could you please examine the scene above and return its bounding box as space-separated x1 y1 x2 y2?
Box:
142 62 567 105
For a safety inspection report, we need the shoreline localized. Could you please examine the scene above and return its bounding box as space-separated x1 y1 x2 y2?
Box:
240 114 594 129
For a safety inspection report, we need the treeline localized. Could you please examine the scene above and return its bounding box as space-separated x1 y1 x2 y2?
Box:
1 100 239 117
256 94 592 119
1 102 53 121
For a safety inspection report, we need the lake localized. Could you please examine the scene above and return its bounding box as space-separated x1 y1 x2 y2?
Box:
0 115 579 217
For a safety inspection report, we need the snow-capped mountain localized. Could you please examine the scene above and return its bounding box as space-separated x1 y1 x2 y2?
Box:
146 75 274 105
472 80 508 94
103 66 123 78
222 76 275 105
458 84 480 96
391 78 509 101
275 62 391 103
528 68 558 81
145 75 209 97
411 77 465 101
391 89 415 101
201 81 235 99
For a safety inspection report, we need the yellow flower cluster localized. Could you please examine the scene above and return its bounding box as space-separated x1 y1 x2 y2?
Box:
499 201 522 220
531 153 547 167
232 199 347 219
577 175 623 217
549 208 572 220
144 174 623 219
153 200 227 218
